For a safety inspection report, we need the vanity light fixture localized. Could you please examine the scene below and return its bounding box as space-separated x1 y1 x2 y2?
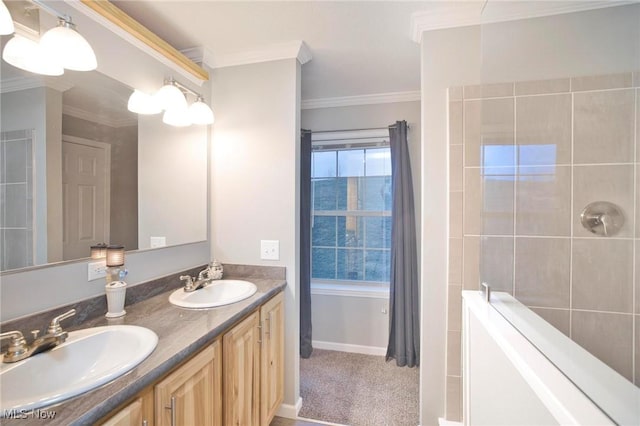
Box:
1 1 97 75
127 77 215 127
0 0 14 35
39 16 97 71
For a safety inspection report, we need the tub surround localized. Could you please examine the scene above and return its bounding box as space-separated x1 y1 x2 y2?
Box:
0 264 286 426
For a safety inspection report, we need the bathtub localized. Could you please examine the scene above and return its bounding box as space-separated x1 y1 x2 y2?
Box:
462 291 639 425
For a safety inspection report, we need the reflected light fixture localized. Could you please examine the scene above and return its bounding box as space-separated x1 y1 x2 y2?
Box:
0 0 14 35
128 90 162 115
189 96 215 125
154 79 187 111
106 245 125 267
128 77 215 127
90 243 108 259
2 34 64 76
39 17 97 71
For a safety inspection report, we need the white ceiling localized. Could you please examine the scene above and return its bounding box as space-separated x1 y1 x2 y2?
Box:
111 1 427 101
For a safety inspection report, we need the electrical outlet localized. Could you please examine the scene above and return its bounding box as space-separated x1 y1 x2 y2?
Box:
88 260 107 281
260 240 280 260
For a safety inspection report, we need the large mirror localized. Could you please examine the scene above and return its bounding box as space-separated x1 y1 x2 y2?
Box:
0 24 208 272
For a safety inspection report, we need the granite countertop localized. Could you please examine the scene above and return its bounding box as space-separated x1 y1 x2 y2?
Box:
1 267 286 426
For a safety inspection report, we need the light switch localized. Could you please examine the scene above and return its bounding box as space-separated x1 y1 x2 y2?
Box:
260 240 280 260
150 236 166 248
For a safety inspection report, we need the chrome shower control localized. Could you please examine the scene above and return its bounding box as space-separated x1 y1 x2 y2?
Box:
580 201 624 237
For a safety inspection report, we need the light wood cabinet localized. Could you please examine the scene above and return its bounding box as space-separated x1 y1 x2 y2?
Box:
223 311 261 426
260 293 284 426
100 388 154 426
155 341 222 426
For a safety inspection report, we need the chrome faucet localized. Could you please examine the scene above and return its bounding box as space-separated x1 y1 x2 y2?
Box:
180 274 208 293
0 309 76 363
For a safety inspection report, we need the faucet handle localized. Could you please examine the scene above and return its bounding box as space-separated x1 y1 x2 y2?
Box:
0 331 28 360
180 275 194 286
47 309 76 335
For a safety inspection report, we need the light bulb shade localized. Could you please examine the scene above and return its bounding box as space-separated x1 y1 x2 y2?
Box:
2 35 64 76
106 245 125 267
128 90 162 115
90 243 108 259
154 84 187 110
39 22 97 71
0 1 14 35
163 107 192 127
188 100 215 125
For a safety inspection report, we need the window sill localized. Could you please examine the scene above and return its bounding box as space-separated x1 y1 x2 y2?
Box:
310 282 389 299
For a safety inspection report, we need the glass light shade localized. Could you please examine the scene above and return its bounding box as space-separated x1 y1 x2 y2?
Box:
106 245 125 267
163 107 191 127
90 243 108 259
2 35 64 76
39 21 97 71
188 100 215 125
154 84 187 111
128 90 162 115
0 1 14 35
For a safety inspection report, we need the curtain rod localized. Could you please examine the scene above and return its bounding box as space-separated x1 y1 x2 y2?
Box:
302 125 409 134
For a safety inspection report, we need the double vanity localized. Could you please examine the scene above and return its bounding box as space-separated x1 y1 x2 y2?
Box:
0 264 286 426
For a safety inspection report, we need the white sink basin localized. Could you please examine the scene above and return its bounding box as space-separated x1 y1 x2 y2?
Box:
0 325 157 413
169 279 257 308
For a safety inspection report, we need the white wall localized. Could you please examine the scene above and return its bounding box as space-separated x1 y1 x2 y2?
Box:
210 58 301 411
301 101 421 351
138 116 207 248
420 24 482 425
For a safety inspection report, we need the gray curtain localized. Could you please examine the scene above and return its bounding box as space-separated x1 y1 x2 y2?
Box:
300 129 313 358
386 120 420 367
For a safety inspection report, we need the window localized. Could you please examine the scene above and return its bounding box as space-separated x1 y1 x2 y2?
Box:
311 145 392 286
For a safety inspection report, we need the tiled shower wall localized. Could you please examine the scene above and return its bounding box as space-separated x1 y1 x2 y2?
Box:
0 129 35 270
446 71 640 421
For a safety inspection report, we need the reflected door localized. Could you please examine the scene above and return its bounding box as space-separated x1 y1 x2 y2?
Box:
62 137 110 260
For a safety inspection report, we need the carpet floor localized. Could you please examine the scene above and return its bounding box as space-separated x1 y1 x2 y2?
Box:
299 349 420 426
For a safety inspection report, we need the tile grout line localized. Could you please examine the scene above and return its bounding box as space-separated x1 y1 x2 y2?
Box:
512 95 517 298
633 87 637 385
569 88 574 339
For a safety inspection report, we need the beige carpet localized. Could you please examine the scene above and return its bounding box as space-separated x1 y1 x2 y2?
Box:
299 349 420 426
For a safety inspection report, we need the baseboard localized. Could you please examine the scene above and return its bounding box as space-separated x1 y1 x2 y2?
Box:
276 396 302 418
438 418 462 426
313 340 387 356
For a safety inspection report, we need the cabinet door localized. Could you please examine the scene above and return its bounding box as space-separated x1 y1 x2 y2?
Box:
223 311 260 426
101 388 154 426
155 341 222 426
260 293 284 426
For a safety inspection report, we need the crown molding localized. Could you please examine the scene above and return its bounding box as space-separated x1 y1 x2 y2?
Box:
302 91 421 110
203 40 312 70
0 76 74 94
63 105 138 128
410 1 637 42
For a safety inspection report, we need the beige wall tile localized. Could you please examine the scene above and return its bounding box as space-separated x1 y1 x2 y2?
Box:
530 307 570 336
446 375 462 421
635 241 640 315
450 145 463 192
514 237 570 308
571 311 633 381
573 165 634 238
514 78 570 96
464 168 481 235
572 239 633 313
516 94 571 165
449 101 463 145
450 191 463 238
449 238 463 284
464 98 514 167
447 330 462 376
516 165 571 237
636 89 639 163
633 72 640 88
449 86 463 101
464 82 514 99
463 236 480 291
448 284 462 331
482 168 515 235
574 89 635 164
480 236 514 294
571 73 633 92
